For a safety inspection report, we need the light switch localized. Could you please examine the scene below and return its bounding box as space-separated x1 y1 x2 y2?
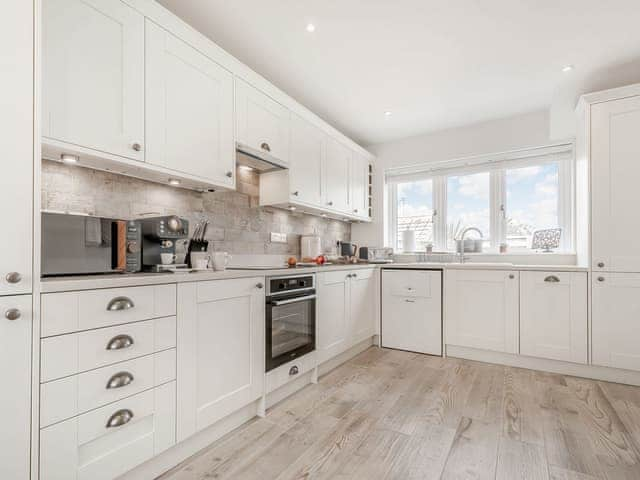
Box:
270 232 287 243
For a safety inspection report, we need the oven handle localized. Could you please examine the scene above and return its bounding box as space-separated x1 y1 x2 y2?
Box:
271 294 316 306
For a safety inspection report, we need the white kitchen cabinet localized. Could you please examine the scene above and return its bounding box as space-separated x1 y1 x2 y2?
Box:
349 269 377 346
349 152 369 219
289 114 325 206
323 137 352 213
42 0 145 161
445 269 519 354
591 94 640 272
145 20 235 186
318 269 377 363
235 78 290 164
520 271 587 364
317 271 350 363
593 273 640 371
40 382 175 480
0 296 32 480
177 278 265 441
0 0 33 296
381 269 442 355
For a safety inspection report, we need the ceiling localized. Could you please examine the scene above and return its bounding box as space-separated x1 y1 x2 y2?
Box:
157 0 640 146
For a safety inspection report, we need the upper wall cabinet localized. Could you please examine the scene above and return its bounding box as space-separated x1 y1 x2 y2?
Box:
289 114 325 206
324 137 352 214
43 0 144 161
145 20 235 187
591 94 640 273
0 0 33 296
350 152 369 219
235 79 290 165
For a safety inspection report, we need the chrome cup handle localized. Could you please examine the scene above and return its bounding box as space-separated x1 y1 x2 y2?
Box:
106 334 134 351
106 409 134 428
107 296 135 311
106 371 134 389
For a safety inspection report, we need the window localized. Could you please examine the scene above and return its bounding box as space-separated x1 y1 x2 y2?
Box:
446 172 491 250
396 179 433 250
386 145 573 253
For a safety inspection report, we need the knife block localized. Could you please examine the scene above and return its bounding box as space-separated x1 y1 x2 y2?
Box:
185 239 209 268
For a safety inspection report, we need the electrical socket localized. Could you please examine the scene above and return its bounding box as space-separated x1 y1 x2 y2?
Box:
270 232 287 243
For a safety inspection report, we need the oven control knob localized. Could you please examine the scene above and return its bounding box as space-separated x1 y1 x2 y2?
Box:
278 282 286 290
298 281 306 287
127 241 140 254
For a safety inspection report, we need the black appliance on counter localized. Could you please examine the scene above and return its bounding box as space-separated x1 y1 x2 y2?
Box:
41 212 142 276
139 216 189 272
266 274 316 371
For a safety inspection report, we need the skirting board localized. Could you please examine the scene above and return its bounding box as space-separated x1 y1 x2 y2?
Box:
446 345 640 386
118 336 376 480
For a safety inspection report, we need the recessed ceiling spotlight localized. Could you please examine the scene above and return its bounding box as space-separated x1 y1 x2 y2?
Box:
384 111 392 117
306 23 316 33
61 153 79 165
562 64 574 73
321 213 327 217
168 178 181 186
289 206 297 211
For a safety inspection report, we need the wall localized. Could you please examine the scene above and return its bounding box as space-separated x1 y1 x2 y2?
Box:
352 110 551 247
41 160 350 258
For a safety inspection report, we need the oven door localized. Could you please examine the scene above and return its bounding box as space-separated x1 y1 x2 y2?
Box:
266 292 316 372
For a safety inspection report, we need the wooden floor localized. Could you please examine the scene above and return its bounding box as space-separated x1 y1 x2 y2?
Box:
160 347 640 480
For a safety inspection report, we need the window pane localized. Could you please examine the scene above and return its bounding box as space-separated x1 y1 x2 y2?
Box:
505 163 560 249
396 180 433 250
446 172 490 250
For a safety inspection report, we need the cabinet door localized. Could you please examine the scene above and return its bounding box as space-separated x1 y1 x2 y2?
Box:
289 114 324 206
177 278 264 441
520 271 587 364
0 296 32 480
349 269 376 346
317 271 350 363
146 21 235 186
593 273 640 371
591 95 640 272
323 137 351 213
235 79 290 164
0 0 33 296
349 153 368 218
42 0 144 160
445 269 519 354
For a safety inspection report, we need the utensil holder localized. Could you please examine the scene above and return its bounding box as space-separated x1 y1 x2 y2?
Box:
186 240 209 268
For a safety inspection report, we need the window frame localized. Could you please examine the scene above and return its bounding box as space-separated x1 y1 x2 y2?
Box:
386 147 575 253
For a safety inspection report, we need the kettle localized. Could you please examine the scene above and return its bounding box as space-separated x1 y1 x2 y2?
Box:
340 242 358 257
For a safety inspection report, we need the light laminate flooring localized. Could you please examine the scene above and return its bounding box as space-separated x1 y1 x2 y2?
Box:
160 347 640 480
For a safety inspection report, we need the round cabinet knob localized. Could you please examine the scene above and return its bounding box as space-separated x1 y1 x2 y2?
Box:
5 308 21 321
126 241 139 254
260 142 271 152
132 142 142 152
597 276 605 282
226 171 233 178
289 365 299 376
292 191 299 196
256 283 264 289
327 201 333 206
5 272 22 284
509 274 515 279
597 262 605 268
353 209 359 213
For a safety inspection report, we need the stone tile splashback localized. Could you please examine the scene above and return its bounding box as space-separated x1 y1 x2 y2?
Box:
41 160 351 256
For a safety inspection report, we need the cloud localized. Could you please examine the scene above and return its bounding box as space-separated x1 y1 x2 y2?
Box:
507 166 542 183
454 173 490 200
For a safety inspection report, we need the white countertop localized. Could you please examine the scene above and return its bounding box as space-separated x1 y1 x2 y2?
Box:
40 262 587 293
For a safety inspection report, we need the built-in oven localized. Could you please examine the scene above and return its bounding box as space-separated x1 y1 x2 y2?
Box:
265 274 316 372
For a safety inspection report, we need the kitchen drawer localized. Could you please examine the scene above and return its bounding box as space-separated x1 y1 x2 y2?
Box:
41 284 176 337
41 349 176 428
322 269 353 285
266 351 317 394
383 269 436 298
40 381 176 480
41 316 176 382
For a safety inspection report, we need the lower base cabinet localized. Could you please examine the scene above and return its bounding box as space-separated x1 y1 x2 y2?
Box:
445 269 519 354
593 273 640 371
177 277 265 441
520 271 587 364
40 382 176 480
317 268 376 363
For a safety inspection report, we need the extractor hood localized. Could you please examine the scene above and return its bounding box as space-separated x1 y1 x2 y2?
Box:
236 143 288 173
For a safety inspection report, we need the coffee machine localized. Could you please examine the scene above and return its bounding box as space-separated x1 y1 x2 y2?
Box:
139 216 189 272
